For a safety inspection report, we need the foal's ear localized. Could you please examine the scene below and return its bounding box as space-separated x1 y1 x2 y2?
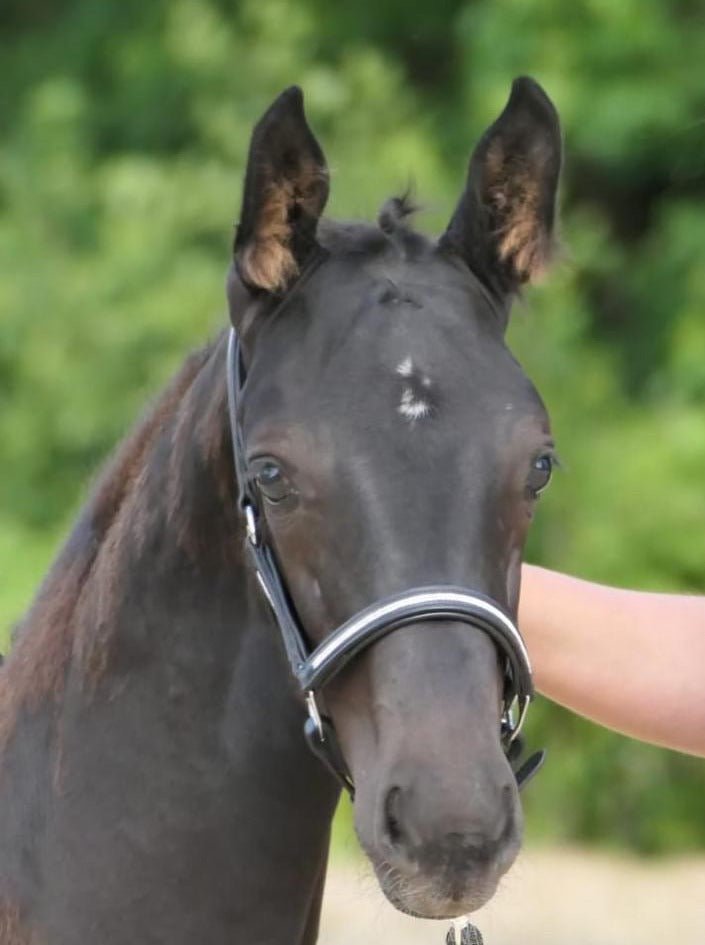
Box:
440 77 561 298
233 86 329 295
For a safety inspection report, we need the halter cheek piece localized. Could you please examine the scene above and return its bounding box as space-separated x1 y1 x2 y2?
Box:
227 328 544 797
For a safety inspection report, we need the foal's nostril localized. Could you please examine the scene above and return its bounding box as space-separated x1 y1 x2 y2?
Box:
383 786 405 847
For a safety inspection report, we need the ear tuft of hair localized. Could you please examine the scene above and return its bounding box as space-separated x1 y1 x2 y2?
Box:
238 161 328 292
232 86 329 297
485 142 554 283
440 76 562 299
237 181 297 293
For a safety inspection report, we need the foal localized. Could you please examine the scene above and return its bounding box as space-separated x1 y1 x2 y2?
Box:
0 77 561 943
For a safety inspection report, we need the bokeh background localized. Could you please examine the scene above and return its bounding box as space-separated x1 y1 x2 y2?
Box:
2 0 705 880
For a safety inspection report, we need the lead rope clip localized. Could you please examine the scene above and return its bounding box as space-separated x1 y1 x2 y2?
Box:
446 918 484 945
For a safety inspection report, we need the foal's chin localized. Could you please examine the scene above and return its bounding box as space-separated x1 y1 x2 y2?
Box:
363 802 523 920
370 845 519 919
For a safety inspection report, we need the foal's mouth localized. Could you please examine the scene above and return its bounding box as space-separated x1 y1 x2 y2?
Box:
369 810 521 919
372 859 502 919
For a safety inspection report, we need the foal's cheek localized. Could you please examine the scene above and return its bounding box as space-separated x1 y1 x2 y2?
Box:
324 669 378 779
505 546 523 614
293 576 335 642
267 529 333 642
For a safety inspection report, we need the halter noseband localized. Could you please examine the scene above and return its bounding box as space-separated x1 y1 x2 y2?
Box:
226 328 544 796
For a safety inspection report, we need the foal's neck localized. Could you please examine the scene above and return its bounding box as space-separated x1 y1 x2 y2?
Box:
1 333 341 945
2 336 237 744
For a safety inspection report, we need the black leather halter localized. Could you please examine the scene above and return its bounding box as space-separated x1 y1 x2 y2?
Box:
226 328 544 796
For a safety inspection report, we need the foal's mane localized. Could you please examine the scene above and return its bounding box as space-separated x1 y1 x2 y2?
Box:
0 336 228 750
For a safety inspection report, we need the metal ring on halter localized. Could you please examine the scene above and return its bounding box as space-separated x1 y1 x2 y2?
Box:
306 691 324 740
502 694 530 743
512 694 530 741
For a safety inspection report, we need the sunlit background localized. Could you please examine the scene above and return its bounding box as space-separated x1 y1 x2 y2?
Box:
2 1 705 941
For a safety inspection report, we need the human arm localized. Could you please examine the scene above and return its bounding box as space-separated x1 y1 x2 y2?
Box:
519 564 705 757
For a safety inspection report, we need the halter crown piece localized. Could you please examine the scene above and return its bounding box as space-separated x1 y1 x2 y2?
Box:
226 328 545 797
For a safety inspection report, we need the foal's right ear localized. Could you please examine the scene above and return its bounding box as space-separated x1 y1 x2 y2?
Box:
231 86 329 302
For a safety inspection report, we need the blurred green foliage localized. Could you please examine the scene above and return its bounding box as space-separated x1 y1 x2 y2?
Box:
1 0 704 853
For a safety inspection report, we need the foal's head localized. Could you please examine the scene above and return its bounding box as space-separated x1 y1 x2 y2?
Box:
227 80 561 918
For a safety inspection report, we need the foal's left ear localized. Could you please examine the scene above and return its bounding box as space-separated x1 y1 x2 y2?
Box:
233 86 329 296
440 77 562 299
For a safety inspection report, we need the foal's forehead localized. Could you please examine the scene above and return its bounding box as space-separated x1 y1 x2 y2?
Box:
294 246 512 380
247 225 545 430
245 257 547 455
256 253 542 419
305 239 501 344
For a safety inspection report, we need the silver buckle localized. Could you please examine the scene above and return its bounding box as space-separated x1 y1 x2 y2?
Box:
306 691 324 741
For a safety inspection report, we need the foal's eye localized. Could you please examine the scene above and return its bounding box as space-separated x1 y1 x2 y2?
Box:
254 461 291 503
527 454 554 498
